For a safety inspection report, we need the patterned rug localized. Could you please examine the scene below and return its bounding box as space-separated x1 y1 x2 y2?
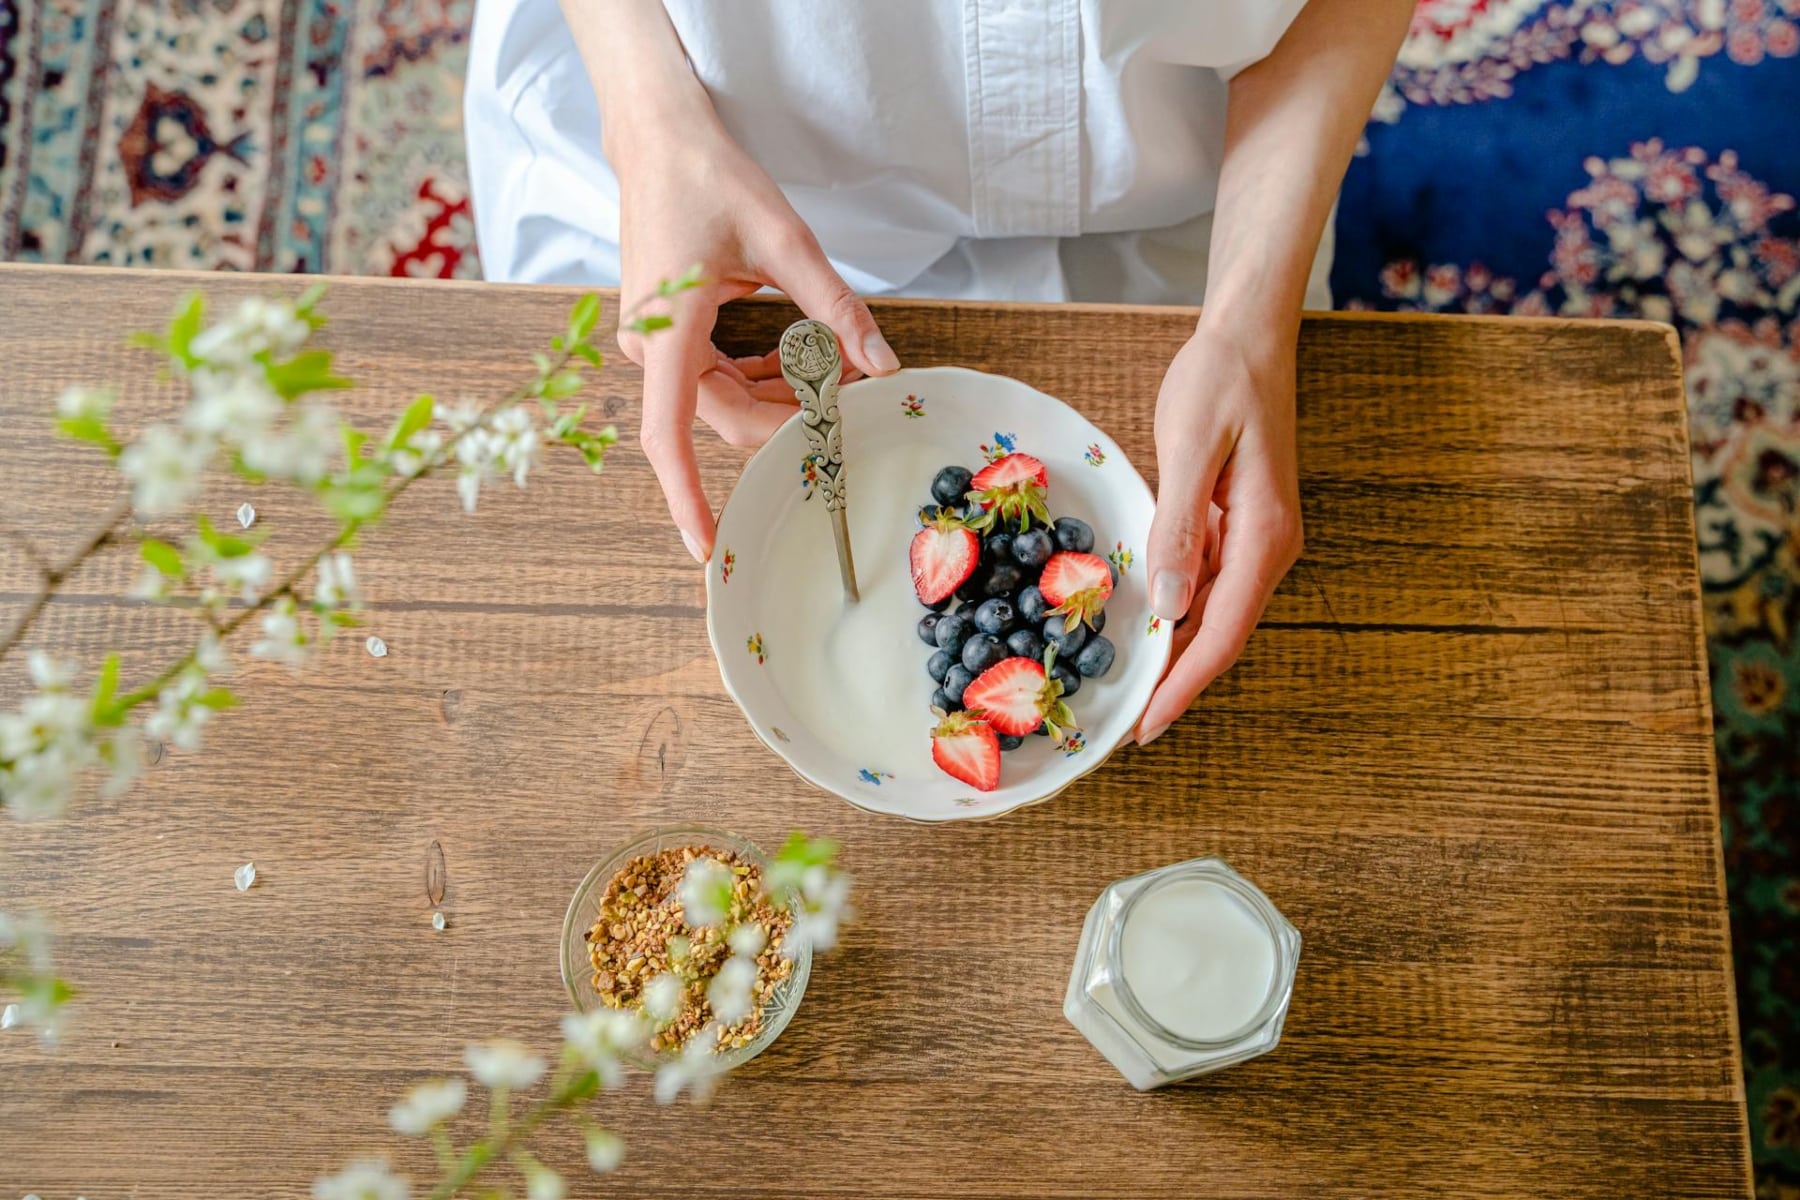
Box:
1 0 1796 1189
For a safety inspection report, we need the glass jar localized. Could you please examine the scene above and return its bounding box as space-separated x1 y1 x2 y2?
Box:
1063 856 1300 1090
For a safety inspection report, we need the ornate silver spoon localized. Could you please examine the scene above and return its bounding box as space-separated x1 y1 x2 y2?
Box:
779 318 859 603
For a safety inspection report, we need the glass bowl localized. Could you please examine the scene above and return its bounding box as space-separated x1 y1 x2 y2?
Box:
559 824 813 1070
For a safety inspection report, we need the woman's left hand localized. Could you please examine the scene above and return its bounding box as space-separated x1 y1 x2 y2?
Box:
1135 320 1304 745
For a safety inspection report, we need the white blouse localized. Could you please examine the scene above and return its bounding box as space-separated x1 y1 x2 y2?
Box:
464 0 1332 307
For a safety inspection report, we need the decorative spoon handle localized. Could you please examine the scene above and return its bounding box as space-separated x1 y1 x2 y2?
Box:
780 319 859 603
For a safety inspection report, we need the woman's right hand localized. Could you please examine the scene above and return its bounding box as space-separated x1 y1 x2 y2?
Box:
609 110 899 563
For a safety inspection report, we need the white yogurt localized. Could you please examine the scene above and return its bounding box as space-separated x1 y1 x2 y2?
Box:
1117 877 1277 1042
761 443 946 777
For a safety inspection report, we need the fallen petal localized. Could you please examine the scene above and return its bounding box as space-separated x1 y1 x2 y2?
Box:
366 636 389 658
234 862 257 892
236 501 256 529
1 1002 18 1030
432 911 447 931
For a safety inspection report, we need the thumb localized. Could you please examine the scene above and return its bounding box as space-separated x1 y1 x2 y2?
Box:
768 225 900 377
1145 439 1230 622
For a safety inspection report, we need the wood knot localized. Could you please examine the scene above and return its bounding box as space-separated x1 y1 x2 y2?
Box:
625 706 687 794
425 840 447 906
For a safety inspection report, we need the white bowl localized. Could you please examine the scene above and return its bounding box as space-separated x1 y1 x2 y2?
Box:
706 366 1172 823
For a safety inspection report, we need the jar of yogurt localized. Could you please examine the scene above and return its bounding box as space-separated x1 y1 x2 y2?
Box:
1063 856 1300 1090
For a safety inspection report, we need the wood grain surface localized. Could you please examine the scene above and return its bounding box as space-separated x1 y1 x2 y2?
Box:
0 264 1748 1199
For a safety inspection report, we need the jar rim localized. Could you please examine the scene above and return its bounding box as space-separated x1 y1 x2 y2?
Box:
1106 860 1291 1052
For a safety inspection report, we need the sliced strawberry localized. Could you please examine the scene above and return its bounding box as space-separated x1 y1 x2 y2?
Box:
1039 551 1113 631
961 654 1080 742
931 710 1001 792
910 510 979 605
966 453 1052 533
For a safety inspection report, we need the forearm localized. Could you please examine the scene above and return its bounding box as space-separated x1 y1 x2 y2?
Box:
559 0 721 165
1203 0 1413 340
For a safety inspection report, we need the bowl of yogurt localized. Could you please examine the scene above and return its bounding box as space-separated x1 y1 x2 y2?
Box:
705 366 1172 822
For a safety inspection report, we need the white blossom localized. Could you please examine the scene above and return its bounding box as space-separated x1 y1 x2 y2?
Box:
184 369 281 440
643 972 684 1024
487 404 542 488
212 553 272 603
463 1038 545 1090
130 566 168 602
314 552 358 610
0 663 97 819
783 866 853 958
119 423 211 517
56 385 114 422
561 1008 645 1089
192 297 311 368
677 857 731 927
387 1078 466 1135
388 428 443 478
653 1024 725 1105
250 597 308 669
241 402 339 485
706 956 756 1026
312 1157 410 1200
727 922 766 958
101 726 143 799
144 669 213 753
195 631 231 676
584 1129 624 1173
27 651 72 690
524 1165 565 1200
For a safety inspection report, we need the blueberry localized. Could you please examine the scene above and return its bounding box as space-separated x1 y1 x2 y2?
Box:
1074 635 1115 678
917 612 944 646
1011 528 1054 568
924 593 953 612
927 649 954 683
1018 585 1048 624
983 532 1014 563
1043 616 1088 657
961 633 1007 675
1032 722 1051 736
931 687 960 713
1091 608 1107 634
997 734 1025 752
932 465 974 506
955 564 989 604
1006 628 1045 661
918 504 944 527
1053 516 1095 553
943 664 976 704
984 562 1024 597
1052 661 1082 697
973 598 1015 636
934 613 972 653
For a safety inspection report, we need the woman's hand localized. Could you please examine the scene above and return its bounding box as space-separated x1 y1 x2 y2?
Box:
1135 320 1303 745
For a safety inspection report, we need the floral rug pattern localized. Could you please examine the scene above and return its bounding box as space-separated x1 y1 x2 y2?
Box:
1 0 1796 1187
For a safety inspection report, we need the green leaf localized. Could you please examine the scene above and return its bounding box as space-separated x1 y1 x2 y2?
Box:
127 330 165 353
194 515 258 559
385 392 436 451
342 425 370 464
55 415 121 457
21 975 75 1009
167 293 205 368
89 653 121 724
656 265 704 296
550 405 587 439
543 371 583 400
572 342 603 367
549 334 565 352
323 483 387 524
327 610 364 628
569 292 602 342
265 350 351 400
532 351 553 377
193 687 237 712
775 832 840 869
625 314 674 336
295 282 328 313
140 538 184 577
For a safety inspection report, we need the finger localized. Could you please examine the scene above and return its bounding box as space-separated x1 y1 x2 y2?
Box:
639 295 723 562
1145 430 1234 624
1136 520 1292 745
747 376 803 405
697 371 801 447
765 228 900 376
730 348 783 380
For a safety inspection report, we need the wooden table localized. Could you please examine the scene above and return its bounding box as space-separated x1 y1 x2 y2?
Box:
0 265 1749 1198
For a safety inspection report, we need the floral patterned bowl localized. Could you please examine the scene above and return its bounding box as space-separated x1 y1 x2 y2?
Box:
705 366 1172 822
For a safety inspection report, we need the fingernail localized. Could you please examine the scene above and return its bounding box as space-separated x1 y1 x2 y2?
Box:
1137 720 1171 747
680 529 706 564
1151 570 1190 620
863 331 900 374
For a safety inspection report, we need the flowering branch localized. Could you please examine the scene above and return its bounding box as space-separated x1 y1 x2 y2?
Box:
0 500 133 660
